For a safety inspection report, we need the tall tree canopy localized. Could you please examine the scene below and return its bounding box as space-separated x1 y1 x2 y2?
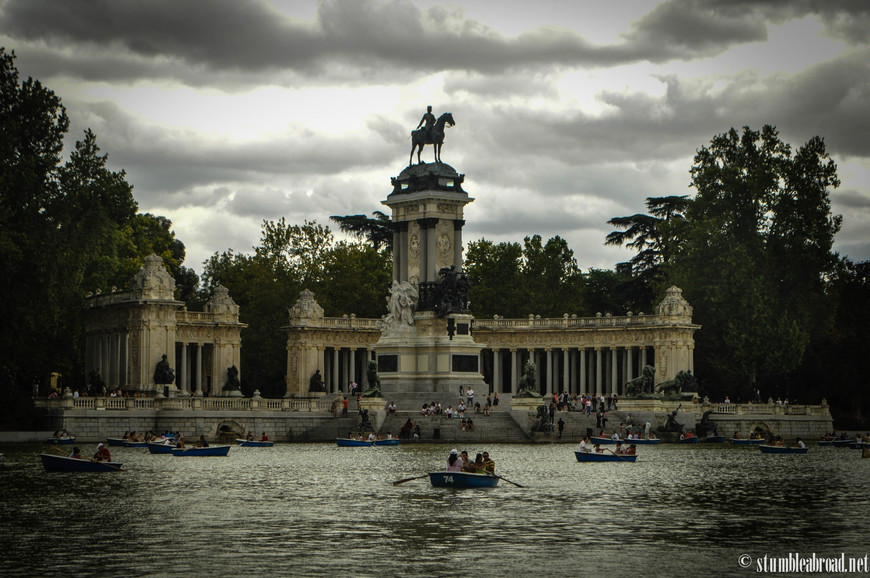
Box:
465 235 585 318
0 48 190 406
201 219 391 397
671 126 841 398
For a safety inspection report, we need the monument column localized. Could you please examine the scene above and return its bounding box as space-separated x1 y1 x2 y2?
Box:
418 217 438 282
453 219 465 271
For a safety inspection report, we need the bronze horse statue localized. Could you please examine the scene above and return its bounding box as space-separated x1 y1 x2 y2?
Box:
410 112 454 165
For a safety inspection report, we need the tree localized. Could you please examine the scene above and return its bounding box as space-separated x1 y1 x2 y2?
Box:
464 239 524 317
330 211 394 252
667 125 841 399
520 235 585 317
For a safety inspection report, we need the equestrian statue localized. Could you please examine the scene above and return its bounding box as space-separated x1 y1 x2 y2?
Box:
410 106 455 165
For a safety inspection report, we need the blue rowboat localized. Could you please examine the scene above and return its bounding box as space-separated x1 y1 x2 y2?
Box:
702 435 726 443
730 438 765 445
759 445 809 454
590 436 620 445
428 471 499 488
625 438 660 445
171 445 231 457
41 454 123 472
123 441 148 448
170 445 230 456
107 437 127 446
832 439 854 447
46 437 76 445
848 442 869 449
235 439 275 447
147 442 176 454
679 436 700 444
336 438 373 447
373 439 400 446
818 440 834 446
575 451 637 463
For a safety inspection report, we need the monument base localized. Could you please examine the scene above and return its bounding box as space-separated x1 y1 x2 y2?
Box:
375 312 486 398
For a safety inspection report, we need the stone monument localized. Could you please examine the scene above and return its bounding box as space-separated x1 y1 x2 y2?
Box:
375 116 486 398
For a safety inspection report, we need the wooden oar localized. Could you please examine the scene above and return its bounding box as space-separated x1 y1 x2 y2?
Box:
49 445 71 456
606 449 632 462
393 474 428 486
490 473 524 488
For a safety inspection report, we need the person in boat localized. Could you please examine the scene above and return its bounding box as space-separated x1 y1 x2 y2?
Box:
796 437 806 449
460 450 473 471
246 431 254 441
446 449 463 472
260 432 269 441
578 435 591 453
176 436 186 449
611 431 620 441
70 446 82 459
122 431 130 440
93 443 112 462
614 441 625 455
196 435 209 448
593 443 604 453
482 451 495 473
649 432 657 440
624 444 637 456
775 437 785 447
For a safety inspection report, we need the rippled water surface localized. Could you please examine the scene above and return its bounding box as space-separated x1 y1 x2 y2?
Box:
2 442 869 577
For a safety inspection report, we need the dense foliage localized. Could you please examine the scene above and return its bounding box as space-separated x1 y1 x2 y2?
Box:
0 48 191 424
201 219 391 397
607 125 868 419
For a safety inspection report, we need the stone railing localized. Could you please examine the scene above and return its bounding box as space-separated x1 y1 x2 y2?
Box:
473 313 660 330
713 403 829 416
35 394 340 413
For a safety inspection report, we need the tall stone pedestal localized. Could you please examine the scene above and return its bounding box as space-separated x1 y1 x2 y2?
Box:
375 311 486 397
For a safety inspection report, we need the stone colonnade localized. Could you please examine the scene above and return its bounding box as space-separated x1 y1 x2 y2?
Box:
84 255 246 395
285 286 699 397
480 343 656 396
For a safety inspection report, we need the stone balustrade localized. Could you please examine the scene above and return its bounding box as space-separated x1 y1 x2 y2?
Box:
34 395 339 413
712 403 828 416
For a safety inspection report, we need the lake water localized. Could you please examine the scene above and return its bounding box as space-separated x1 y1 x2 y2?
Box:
1 442 869 577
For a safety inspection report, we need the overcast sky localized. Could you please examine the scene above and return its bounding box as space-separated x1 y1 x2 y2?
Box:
2 0 868 275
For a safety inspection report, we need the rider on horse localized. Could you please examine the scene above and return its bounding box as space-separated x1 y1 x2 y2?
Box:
416 105 436 144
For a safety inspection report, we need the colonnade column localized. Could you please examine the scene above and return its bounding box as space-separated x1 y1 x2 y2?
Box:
562 349 570 392
579 348 586 394
595 347 603 396
195 343 203 396
350 349 356 385
627 347 634 382
332 348 340 392
611 347 619 395
510 349 518 394
545 349 553 393
492 349 500 394
180 343 188 394
361 348 370 388
641 347 648 370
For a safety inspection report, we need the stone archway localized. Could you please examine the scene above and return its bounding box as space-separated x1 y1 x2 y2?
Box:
215 419 245 443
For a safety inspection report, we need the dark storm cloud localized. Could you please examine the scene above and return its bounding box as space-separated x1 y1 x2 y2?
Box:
66 100 397 205
7 0 863 87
